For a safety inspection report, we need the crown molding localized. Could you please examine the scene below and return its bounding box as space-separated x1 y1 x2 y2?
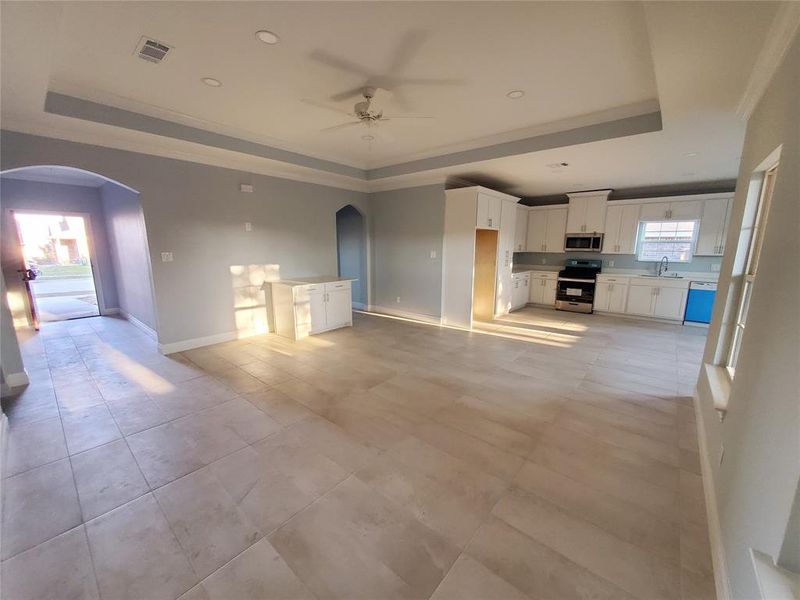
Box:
736 2 800 120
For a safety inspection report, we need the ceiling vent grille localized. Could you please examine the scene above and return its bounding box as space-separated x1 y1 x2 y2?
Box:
135 36 172 63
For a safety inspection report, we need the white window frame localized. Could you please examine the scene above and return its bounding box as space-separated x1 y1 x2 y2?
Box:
726 164 778 377
636 220 699 263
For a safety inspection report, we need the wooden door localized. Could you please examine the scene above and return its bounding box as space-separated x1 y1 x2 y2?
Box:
472 229 498 321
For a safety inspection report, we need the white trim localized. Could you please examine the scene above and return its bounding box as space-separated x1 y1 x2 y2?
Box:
158 331 239 354
120 310 157 340
608 192 734 207
693 391 732 600
4 371 29 387
363 306 442 326
736 2 800 120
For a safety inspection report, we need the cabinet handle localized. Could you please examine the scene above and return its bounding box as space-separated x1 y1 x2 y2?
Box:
488 218 492 227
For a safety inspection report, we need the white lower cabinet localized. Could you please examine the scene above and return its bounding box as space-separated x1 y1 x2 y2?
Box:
625 279 687 320
510 272 530 311
528 272 557 306
272 279 353 340
594 278 628 313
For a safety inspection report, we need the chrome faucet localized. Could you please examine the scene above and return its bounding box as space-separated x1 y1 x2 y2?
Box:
657 256 669 276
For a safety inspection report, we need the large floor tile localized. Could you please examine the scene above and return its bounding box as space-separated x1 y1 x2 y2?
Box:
430 554 528 600
154 467 261 578
4 415 67 477
270 476 460 600
71 439 150 521
85 493 197 600
1 459 82 560
61 403 122 455
0 525 99 600
126 421 206 488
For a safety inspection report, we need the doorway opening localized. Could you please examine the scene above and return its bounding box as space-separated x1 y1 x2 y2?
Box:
335 205 367 308
13 211 100 324
473 229 498 322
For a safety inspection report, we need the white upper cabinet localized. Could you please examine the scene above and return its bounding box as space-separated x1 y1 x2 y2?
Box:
603 204 640 254
639 199 702 221
696 197 732 255
476 192 502 229
526 206 567 253
566 191 610 233
495 200 517 315
514 205 528 251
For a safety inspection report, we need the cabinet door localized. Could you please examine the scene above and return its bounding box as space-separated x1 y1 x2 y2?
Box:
488 196 502 229
617 205 641 254
639 202 669 221
609 283 628 313
669 200 702 221
543 279 557 306
584 198 607 233
476 194 490 228
545 208 568 253
696 198 727 255
325 288 352 328
514 206 528 251
603 205 623 253
626 285 654 316
529 278 545 304
308 290 327 333
593 282 611 311
495 201 516 315
566 197 586 233
652 287 686 320
526 211 548 252
718 198 732 254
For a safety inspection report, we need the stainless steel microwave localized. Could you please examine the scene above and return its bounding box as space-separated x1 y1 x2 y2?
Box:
564 233 603 252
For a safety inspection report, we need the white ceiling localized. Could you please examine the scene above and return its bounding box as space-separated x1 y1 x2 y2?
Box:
0 1 783 197
1 165 109 188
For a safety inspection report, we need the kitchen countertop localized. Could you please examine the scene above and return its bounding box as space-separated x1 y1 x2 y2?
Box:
268 276 357 287
512 264 718 281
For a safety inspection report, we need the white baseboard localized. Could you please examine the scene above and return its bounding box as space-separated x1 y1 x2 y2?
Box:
364 305 442 326
158 330 239 355
120 310 157 340
4 371 29 387
693 392 731 600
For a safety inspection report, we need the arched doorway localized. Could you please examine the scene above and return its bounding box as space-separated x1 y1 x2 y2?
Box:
0 165 156 333
335 205 367 308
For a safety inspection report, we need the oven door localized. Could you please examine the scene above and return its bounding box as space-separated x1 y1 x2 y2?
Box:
556 278 596 304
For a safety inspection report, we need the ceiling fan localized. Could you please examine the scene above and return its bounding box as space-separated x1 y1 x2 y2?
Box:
304 87 433 142
309 30 463 110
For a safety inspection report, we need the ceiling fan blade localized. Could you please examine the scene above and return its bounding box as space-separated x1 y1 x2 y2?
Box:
330 86 368 102
388 30 429 73
370 126 395 144
391 76 464 87
321 121 362 133
300 98 353 117
310 49 371 77
382 116 434 120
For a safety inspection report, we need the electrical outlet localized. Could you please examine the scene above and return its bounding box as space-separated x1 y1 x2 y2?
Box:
608 260 615 267
245 222 252 231
161 252 173 262
540 258 546 264
711 263 721 272
396 297 401 303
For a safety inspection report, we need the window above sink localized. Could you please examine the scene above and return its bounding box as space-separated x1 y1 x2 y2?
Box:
636 220 698 263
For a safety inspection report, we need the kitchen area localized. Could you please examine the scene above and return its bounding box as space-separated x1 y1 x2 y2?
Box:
442 187 729 328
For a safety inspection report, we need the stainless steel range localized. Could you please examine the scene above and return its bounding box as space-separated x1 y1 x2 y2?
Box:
556 258 602 313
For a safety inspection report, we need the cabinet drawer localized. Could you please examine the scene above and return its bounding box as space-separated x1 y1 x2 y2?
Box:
531 272 557 280
324 281 351 292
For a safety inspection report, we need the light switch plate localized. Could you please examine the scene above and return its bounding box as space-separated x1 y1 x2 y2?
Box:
161 252 173 262
245 222 252 231
430 250 437 259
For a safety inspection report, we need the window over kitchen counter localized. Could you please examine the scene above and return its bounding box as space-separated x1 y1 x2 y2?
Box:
636 220 698 262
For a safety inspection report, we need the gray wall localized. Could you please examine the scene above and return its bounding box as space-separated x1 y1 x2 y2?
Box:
0 178 119 316
101 182 157 330
1 131 370 346
0 271 25 394
515 251 722 273
696 34 799 598
369 184 445 318
336 205 367 307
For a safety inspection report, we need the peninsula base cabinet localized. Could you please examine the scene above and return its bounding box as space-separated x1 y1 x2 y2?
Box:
529 272 557 306
272 280 353 340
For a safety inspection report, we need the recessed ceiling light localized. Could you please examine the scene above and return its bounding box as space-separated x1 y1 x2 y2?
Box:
546 162 569 168
255 30 280 45
361 135 375 141
506 90 525 99
201 77 222 87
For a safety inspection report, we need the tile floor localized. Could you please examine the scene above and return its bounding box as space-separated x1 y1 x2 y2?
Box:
1 307 715 600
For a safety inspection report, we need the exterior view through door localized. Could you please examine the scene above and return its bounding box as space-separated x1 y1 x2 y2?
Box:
13 211 100 322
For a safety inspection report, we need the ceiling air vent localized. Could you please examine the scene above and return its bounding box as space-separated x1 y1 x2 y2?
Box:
134 36 172 63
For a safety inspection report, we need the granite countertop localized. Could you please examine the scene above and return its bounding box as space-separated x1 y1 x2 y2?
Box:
512 264 719 281
269 276 357 287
